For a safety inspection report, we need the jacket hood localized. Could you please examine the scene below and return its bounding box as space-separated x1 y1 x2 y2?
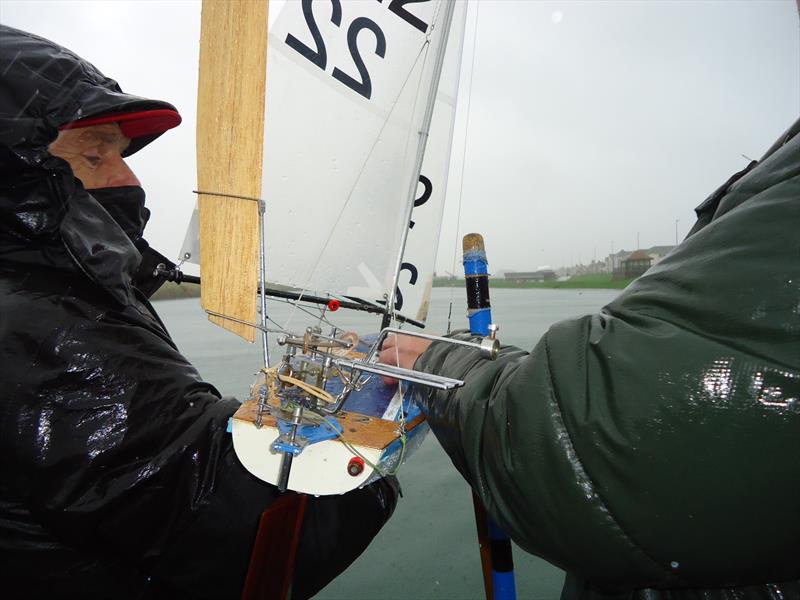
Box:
0 25 179 305
0 25 178 160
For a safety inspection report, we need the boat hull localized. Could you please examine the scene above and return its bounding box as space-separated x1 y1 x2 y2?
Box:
232 397 428 495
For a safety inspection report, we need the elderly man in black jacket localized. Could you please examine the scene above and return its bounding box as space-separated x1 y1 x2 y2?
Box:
0 25 397 599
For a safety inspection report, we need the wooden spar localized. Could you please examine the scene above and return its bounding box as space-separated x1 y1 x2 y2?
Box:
197 0 268 342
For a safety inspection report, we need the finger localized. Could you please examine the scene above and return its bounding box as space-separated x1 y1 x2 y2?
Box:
381 333 398 351
378 348 398 366
379 347 399 385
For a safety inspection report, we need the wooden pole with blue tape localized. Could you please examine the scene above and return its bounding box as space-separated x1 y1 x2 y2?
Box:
463 233 516 600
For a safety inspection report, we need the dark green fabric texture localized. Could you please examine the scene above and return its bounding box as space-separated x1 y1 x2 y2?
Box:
414 119 799 597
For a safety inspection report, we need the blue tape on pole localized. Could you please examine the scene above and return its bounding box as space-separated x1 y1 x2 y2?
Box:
493 571 517 598
463 249 488 271
463 258 489 278
468 308 492 337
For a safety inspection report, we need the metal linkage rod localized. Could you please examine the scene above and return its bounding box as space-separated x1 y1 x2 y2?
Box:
309 325 496 413
373 326 499 361
258 200 270 367
333 358 464 390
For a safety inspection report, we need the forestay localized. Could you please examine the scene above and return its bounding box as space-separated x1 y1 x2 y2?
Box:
183 0 467 327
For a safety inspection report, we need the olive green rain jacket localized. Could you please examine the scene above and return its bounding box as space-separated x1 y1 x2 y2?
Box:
414 118 800 599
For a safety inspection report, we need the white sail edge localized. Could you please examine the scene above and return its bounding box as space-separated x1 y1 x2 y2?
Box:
386 1 469 323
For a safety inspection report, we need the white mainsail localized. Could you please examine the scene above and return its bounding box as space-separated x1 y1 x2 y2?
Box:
184 0 467 329
262 0 467 323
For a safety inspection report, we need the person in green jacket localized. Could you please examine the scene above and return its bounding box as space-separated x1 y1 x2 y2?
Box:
380 118 800 599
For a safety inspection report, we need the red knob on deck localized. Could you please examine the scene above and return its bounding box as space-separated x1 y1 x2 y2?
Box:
347 457 365 477
328 299 341 312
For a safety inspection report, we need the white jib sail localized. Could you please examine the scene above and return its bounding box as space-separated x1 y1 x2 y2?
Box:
181 0 467 324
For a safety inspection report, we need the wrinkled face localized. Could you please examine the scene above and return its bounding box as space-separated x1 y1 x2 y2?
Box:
48 123 141 190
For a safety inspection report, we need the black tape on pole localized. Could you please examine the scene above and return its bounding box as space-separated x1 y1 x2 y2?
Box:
465 276 490 310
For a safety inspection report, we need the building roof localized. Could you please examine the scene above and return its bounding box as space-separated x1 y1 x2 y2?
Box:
647 245 675 255
626 249 652 261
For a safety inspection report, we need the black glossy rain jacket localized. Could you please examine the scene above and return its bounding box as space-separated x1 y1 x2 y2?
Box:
415 118 800 599
0 25 396 599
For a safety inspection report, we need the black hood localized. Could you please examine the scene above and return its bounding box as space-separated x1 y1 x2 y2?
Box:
0 25 179 304
0 25 177 159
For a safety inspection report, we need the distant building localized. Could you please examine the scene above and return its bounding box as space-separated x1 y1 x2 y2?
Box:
504 269 557 283
606 250 632 274
646 245 675 266
609 245 674 279
618 249 653 279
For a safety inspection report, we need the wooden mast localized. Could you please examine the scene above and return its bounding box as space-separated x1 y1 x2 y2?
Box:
197 0 269 342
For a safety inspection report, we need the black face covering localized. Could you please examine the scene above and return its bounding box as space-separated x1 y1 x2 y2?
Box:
89 186 151 244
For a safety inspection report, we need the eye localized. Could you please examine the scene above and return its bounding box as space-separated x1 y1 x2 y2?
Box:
83 154 102 167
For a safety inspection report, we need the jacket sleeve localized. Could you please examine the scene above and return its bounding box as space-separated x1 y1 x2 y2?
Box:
414 126 800 588
1 265 397 598
1 278 238 564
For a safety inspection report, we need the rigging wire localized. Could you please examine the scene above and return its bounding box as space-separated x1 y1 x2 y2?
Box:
392 336 409 472
383 13 436 330
447 0 480 334
267 296 339 332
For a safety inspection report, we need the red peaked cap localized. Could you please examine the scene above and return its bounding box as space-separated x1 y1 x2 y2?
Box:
60 109 182 139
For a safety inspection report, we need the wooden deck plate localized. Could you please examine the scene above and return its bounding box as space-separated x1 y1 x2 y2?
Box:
233 399 425 450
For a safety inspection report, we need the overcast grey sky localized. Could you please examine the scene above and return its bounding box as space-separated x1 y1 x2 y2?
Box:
3 0 798 273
